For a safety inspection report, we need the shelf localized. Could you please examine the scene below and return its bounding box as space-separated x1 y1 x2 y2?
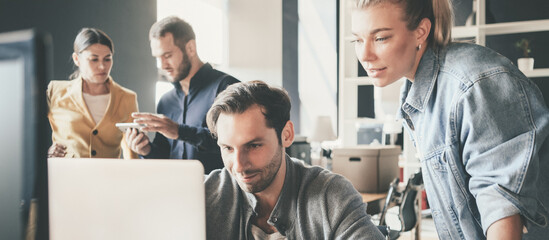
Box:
346 69 549 83
452 26 479 39
344 76 374 85
453 19 549 38
522 68 549 78
343 118 383 124
399 160 421 168
346 69 549 79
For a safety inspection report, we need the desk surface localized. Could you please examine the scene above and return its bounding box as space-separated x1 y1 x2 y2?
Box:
361 192 387 203
360 192 387 215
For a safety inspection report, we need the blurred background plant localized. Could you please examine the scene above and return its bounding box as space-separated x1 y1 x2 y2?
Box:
515 38 532 58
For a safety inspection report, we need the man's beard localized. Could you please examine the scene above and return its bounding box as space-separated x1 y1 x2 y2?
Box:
166 51 192 82
236 147 283 194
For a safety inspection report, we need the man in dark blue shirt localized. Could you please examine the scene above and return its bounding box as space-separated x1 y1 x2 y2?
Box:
126 16 239 173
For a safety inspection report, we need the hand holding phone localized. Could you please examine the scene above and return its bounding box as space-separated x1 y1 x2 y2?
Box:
131 112 178 139
123 123 152 156
115 123 146 132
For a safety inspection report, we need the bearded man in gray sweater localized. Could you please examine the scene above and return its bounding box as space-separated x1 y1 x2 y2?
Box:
204 81 385 240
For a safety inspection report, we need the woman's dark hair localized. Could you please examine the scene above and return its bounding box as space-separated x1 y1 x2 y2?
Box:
206 81 291 144
70 28 114 79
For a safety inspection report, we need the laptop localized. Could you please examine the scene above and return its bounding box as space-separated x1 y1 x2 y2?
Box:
48 158 205 240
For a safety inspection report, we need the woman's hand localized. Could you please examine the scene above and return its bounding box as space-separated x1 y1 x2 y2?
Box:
48 143 67 158
126 128 152 156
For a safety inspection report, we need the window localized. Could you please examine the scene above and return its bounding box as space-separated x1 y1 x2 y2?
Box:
155 0 226 105
155 81 174 107
157 0 225 65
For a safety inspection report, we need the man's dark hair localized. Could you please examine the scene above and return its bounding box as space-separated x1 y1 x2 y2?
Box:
206 81 291 143
149 16 195 52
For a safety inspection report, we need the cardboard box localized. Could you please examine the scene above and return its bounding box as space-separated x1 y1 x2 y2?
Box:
332 146 400 193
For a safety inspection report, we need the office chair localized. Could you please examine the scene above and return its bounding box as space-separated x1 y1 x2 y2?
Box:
378 169 423 240
376 225 390 240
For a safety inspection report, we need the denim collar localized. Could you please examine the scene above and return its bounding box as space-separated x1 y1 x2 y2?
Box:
398 47 441 118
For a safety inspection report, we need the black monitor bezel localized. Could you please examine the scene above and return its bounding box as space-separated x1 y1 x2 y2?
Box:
0 29 51 240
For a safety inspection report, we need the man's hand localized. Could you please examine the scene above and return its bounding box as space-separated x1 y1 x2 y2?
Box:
48 143 66 158
125 128 152 156
132 112 179 140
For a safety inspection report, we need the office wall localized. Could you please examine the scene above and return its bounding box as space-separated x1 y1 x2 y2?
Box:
0 0 158 114
223 0 283 86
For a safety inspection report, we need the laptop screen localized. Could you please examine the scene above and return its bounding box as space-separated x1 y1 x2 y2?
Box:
48 158 205 240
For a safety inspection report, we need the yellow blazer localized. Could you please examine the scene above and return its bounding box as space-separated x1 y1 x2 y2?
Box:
47 77 138 159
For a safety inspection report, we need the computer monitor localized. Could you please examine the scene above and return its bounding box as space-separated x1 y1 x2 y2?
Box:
0 29 51 240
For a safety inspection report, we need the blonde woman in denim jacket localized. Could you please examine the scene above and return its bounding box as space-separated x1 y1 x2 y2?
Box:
351 0 549 239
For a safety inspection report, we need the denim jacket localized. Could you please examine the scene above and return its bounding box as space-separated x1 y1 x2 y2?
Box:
204 155 385 239
398 43 549 239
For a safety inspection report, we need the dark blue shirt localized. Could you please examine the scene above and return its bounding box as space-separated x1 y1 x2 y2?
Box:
144 63 239 173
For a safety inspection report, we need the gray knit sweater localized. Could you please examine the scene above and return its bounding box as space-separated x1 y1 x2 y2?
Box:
204 155 385 240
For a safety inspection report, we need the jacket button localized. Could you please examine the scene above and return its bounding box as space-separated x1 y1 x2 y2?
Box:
93 130 98 135
272 217 278 223
91 150 97 156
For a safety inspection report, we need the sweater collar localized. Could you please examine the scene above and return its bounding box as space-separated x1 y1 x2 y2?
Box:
242 154 296 234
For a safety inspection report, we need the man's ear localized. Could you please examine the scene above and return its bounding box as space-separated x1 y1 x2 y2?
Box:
72 52 80 67
415 18 431 46
185 39 197 57
281 120 295 148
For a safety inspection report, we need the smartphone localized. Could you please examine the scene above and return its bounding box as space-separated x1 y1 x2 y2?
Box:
115 123 146 132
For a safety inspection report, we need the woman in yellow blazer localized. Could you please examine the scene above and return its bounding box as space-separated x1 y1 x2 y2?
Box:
47 28 138 159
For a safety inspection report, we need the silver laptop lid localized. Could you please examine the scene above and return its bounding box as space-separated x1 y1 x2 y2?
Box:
48 158 205 240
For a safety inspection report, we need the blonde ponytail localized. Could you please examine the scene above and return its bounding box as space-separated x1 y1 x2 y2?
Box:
431 0 453 48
